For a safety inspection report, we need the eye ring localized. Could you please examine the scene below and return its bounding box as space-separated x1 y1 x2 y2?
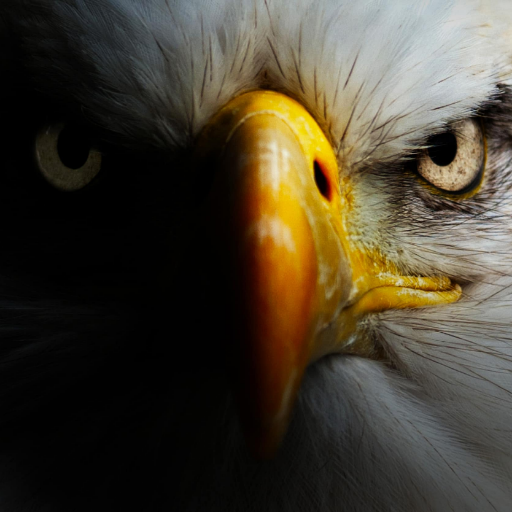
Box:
416 119 485 196
34 123 102 192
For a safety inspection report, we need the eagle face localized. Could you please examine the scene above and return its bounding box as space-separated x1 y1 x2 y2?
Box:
2 0 512 511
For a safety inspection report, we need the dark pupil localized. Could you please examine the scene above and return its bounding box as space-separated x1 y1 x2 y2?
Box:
427 132 457 166
57 125 92 169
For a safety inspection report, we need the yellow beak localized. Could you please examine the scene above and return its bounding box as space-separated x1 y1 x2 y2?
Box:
197 91 461 459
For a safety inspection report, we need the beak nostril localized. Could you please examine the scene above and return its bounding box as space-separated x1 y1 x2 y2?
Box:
314 160 331 201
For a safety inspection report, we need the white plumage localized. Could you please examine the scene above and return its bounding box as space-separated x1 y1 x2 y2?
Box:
4 1 512 511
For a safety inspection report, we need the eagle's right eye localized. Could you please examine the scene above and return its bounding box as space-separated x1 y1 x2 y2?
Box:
416 118 485 196
34 123 102 192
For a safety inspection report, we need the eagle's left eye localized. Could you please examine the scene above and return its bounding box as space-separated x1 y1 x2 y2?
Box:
417 118 485 194
34 123 102 192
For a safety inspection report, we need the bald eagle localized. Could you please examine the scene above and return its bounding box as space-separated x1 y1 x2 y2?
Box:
2 0 512 511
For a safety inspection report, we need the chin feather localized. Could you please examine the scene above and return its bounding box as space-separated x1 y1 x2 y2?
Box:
175 353 511 512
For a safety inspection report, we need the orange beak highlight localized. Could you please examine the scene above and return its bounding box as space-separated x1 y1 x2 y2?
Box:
202 91 351 458
222 117 317 458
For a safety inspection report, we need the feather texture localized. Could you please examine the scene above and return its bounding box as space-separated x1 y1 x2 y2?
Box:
5 0 505 162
